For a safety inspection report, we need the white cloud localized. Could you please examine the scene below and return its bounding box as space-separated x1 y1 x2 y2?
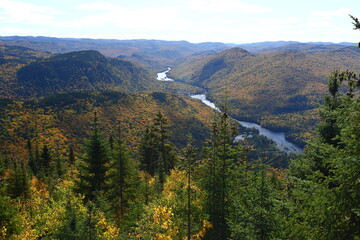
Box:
78 2 117 11
0 0 60 24
311 8 351 18
70 3 191 31
183 0 271 13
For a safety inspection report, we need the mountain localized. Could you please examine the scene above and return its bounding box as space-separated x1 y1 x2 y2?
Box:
258 43 355 54
0 45 52 98
238 41 301 52
12 50 157 99
171 46 360 145
0 36 231 70
238 41 357 53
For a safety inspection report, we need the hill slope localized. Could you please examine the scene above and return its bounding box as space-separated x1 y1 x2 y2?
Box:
171 46 360 145
0 45 51 98
0 91 215 153
14 50 155 98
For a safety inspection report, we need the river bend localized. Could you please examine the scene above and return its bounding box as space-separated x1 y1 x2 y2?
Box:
157 69 303 154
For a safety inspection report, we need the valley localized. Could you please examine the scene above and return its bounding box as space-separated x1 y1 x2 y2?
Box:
2 36 359 152
157 68 303 153
1 35 359 239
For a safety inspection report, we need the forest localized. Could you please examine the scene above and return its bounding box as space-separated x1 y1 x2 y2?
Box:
0 16 360 240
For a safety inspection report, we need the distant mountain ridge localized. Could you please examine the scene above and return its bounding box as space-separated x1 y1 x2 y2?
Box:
238 41 357 53
1 36 355 70
0 36 231 70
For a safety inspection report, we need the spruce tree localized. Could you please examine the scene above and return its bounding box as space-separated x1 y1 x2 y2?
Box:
39 144 51 177
201 109 240 240
6 161 30 203
289 69 360 239
181 141 197 240
68 145 75 164
139 126 158 176
76 112 110 201
139 111 176 191
107 124 140 224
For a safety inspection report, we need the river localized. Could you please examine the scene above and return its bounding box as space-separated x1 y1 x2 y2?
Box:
157 68 174 81
157 69 303 154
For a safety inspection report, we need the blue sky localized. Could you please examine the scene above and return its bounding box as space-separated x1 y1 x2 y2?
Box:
0 0 359 43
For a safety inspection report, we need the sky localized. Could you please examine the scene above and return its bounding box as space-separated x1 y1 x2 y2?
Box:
0 0 359 44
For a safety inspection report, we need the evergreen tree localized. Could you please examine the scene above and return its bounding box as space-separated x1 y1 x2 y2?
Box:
179 139 198 240
38 144 51 178
139 126 158 176
107 124 140 225
228 162 284 240
289 70 360 239
0 153 22 238
201 109 242 240
76 112 110 201
0 187 22 238
140 111 176 191
68 145 75 164
6 158 30 201
27 138 38 175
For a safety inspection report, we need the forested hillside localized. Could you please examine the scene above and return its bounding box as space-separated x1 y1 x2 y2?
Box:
0 49 201 100
0 91 215 151
171 45 360 146
14 50 154 98
0 45 51 98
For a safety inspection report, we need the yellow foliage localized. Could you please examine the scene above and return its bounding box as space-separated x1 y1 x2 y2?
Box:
134 170 210 239
96 213 120 240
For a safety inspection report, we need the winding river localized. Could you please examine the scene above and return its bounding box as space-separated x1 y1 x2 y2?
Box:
157 68 174 81
157 69 303 154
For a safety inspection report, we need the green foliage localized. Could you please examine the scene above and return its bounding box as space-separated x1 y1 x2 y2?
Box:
76 112 111 201
228 165 286 240
0 155 23 238
5 159 30 201
14 50 156 99
349 15 360 30
0 194 22 238
140 111 177 190
107 125 142 228
200 110 245 239
288 70 360 239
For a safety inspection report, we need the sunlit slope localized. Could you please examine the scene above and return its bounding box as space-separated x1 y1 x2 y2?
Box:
171 46 360 145
0 91 215 151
